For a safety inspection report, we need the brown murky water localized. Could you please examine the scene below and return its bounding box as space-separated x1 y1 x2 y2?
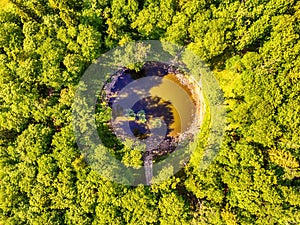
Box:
148 73 196 137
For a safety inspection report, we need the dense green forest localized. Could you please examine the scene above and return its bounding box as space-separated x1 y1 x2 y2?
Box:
0 0 300 224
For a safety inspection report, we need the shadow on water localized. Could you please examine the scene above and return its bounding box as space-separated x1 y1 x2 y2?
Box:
130 96 175 139
97 62 168 154
100 61 197 150
104 63 169 106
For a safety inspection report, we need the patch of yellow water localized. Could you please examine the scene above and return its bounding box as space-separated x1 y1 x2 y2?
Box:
149 73 196 137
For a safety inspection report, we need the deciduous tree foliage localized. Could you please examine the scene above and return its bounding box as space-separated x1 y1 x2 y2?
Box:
0 0 299 224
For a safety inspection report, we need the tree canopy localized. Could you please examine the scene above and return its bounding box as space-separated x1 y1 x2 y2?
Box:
0 0 299 224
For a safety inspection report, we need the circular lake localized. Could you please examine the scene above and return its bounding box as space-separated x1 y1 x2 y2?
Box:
102 62 202 153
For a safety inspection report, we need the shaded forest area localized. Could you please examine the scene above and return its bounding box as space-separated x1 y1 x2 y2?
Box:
0 0 300 224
